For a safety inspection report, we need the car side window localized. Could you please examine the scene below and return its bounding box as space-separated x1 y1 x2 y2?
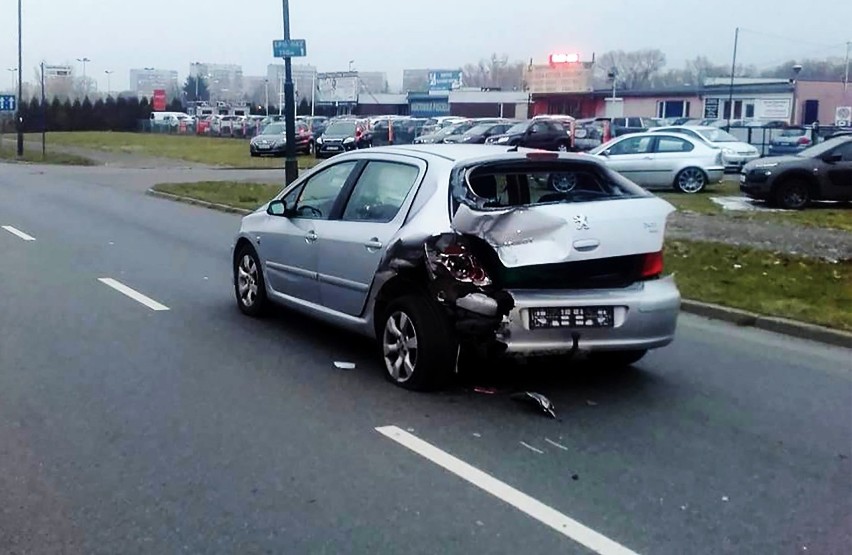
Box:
655 137 694 153
342 161 420 223
530 122 549 134
609 136 653 155
832 142 852 161
294 161 358 219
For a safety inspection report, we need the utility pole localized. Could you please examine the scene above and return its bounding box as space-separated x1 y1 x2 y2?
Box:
265 79 270 116
77 57 91 96
281 0 298 184
41 62 46 157
726 27 739 129
16 0 23 157
311 72 316 117
844 41 850 93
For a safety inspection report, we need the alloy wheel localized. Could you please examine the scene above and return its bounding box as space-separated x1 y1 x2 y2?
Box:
237 254 259 308
383 311 419 383
677 168 706 194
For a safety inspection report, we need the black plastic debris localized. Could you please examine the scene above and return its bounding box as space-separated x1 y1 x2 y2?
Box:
510 392 557 419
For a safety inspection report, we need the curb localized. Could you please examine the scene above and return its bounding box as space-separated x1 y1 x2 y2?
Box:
144 188 852 349
681 300 852 348
145 188 252 215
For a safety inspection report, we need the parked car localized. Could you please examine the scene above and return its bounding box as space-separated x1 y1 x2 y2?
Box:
250 121 314 157
369 117 428 146
420 116 467 136
443 121 515 144
589 132 725 193
485 119 573 151
649 126 760 171
573 118 608 152
414 120 473 144
768 127 813 155
740 135 852 209
298 116 329 137
610 117 661 136
316 120 369 158
231 145 680 389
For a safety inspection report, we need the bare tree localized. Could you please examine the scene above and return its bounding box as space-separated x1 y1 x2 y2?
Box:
463 53 525 90
597 49 667 89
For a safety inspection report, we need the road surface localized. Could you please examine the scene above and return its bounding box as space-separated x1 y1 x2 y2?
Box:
1 162 850 554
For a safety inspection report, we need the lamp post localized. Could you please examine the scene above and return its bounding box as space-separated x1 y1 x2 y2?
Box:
265 79 270 115
6 68 17 90
791 64 803 126
16 0 23 156
104 70 114 96
77 57 91 96
281 0 298 185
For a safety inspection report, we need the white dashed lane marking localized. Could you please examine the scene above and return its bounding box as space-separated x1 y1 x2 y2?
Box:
2 225 36 241
97 278 170 312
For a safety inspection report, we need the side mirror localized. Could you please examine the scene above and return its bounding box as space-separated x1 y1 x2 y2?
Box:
267 199 288 216
822 153 842 163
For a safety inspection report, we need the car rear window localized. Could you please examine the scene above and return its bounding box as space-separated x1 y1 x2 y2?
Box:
454 160 648 209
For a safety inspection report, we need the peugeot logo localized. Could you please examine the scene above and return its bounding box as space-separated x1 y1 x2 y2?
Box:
573 214 590 230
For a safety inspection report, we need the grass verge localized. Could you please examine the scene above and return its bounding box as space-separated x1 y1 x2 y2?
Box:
0 143 96 165
36 131 318 169
659 180 852 232
153 181 282 211
666 239 852 331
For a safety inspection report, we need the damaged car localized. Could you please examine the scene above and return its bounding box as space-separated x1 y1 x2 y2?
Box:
231 145 681 390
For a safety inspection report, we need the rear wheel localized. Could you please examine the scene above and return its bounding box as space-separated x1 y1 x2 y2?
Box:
380 295 456 391
589 350 647 367
674 167 707 194
774 179 810 210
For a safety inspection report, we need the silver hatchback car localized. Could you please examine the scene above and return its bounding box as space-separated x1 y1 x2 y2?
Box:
232 145 681 390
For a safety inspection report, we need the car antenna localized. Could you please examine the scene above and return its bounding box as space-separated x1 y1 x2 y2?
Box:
507 145 519 152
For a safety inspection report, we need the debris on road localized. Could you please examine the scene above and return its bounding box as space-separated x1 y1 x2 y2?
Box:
511 391 557 419
472 432 482 438
722 495 729 502
333 361 356 370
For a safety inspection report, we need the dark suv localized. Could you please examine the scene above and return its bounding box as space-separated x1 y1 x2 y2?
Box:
740 135 852 209
316 120 369 158
484 119 572 151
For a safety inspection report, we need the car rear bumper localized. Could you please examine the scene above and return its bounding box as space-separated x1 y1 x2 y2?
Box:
723 154 760 172
496 277 680 355
706 167 726 183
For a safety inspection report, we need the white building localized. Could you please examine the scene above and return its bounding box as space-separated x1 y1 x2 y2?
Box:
129 68 179 99
190 63 243 103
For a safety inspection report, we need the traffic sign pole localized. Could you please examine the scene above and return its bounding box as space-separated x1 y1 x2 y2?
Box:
16 0 23 156
281 0 298 185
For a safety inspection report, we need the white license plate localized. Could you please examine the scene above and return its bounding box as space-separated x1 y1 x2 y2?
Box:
740 174 746 183
325 146 340 151
257 144 270 150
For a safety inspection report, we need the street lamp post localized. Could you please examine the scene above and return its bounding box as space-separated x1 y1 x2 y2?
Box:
77 57 91 96
6 68 17 90
16 0 23 156
265 79 270 116
281 0 298 185
104 70 114 96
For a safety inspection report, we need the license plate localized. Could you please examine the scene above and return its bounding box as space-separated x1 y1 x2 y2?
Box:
740 174 746 183
325 145 340 151
257 144 270 150
529 306 614 330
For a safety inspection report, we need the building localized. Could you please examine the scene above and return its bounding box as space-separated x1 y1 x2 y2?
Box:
242 76 267 105
129 68 179 100
191 63 243 103
266 64 317 106
402 69 430 93
353 90 530 118
42 64 75 99
358 71 388 95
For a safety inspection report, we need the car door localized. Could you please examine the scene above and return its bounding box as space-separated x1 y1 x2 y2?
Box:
259 161 359 304
525 121 553 149
600 135 656 185
315 158 425 316
822 141 852 199
647 135 696 188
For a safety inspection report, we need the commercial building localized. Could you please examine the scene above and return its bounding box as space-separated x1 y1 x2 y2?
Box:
402 69 430 93
266 63 317 104
129 68 179 100
191 63 243 103
357 71 388 95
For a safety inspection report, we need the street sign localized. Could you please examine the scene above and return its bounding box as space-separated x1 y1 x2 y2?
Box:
273 39 307 58
0 95 16 112
835 106 851 128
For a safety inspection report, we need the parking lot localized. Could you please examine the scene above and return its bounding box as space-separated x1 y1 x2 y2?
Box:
1 152 851 554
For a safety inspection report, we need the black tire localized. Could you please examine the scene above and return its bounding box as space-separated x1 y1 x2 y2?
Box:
774 179 810 210
674 167 707 194
250 152 258 158
379 295 456 391
589 350 648 368
234 244 269 317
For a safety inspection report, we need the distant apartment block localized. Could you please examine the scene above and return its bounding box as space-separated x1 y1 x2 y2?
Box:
129 68 179 99
190 62 244 102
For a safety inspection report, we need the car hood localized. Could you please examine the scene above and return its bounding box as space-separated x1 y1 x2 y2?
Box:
743 155 804 170
451 198 674 268
252 134 286 142
321 133 354 140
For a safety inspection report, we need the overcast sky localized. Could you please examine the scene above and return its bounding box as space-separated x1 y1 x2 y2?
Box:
1 0 849 92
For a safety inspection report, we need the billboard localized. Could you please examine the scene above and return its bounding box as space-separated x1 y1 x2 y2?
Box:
755 98 791 120
316 72 359 104
525 64 593 94
428 70 462 91
152 89 167 111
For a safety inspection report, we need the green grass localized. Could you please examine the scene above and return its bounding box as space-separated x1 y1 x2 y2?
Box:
153 181 283 211
37 131 318 169
659 180 852 232
666 239 852 331
0 142 96 165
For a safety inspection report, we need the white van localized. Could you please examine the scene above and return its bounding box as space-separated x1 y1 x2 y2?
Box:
150 112 191 128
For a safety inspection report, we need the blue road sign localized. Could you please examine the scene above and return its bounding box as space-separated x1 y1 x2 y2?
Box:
0 94 16 112
273 39 307 58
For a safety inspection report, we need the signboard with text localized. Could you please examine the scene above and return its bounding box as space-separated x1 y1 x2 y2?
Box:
273 39 307 58
525 64 592 94
755 98 791 120
152 89 167 112
835 106 851 127
428 70 462 91
703 98 719 119
0 94 16 112
316 72 359 104
409 94 450 117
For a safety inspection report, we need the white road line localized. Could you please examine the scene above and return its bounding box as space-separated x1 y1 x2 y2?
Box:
97 278 170 311
545 438 570 451
520 441 545 454
376 426 639 555
2 225 36 241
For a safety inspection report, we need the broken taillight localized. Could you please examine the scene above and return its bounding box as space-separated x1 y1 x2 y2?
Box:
640 251 664 279
425 239 492 287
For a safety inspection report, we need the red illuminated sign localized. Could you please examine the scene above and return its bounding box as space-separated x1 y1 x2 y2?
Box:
152 89 167 111
549 53 580 65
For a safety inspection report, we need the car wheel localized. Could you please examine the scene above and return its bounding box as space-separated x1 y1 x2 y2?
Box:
774 179 810 210
250 152 258 158
234 244 269 317
589 350 647 367
381 295 456 391
674 167 707 194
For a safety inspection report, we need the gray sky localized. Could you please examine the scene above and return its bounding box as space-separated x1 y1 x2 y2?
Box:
1 0 850 92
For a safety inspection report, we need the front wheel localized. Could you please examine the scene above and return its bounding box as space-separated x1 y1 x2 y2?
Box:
589 350 647 367
674 167 707 194
234 245 269 317
774 179 810 210
380 296 456 391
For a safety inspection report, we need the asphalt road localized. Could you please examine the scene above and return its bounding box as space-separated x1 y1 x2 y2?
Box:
1 162 850 555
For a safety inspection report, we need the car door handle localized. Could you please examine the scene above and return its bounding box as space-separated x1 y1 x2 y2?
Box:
573 239 600 252
364 238 383 251
642 156 654 160
305 230 317 243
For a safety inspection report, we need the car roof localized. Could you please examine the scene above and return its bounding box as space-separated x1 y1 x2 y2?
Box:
354 144 605 165
653 125 716 132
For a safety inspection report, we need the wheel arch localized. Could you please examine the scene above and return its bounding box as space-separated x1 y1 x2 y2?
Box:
771 169 820 198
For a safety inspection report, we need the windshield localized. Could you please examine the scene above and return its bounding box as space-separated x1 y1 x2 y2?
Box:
463 124 495 136
697 128 738 142
261 123 286 135
506 122 529 135
796 137 848 158
325 122 357 135
780 128 806 137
